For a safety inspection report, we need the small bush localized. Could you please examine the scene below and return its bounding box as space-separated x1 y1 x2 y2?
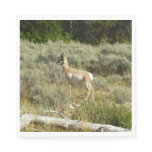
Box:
110 86 131 104
106 74 122 85
44 62 64 85
67 55 82 67
122 74 132 87
72 100 132 129
100 43 131 61
20 69 37 91
30 84 45 103
106 56 131 75
29 85 68 109
93 76 109 91
42 87 68 109
30 84 44 97
94 54 131 76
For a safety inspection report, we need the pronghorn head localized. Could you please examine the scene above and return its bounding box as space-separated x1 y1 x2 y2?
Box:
56 53 68 67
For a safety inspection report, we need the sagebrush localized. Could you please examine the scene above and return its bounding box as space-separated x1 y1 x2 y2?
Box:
20 40 132 131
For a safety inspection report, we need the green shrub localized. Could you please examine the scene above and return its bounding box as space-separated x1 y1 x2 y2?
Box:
20 20 72 43
20 68 48 98
20 69 37 100
72 100 132 129
42 87 68 109
106 74 122 85
62 32 71 42
20 69 37 91
122 74 132 87
29 85 68 109
44 62 64 85
20 40 131 76
30 84 44 97
68 55 82 67
110 86 131 104
103 55 130 75
93 76 109 91
100 43 131 61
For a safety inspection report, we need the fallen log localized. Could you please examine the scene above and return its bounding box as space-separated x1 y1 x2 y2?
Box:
20 114 129 132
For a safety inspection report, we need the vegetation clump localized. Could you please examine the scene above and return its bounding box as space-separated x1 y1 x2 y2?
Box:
106 74 122 85
93 76 109 91
20 20 131 45
72 100 132 129
110 86 131 104
122 74 132 87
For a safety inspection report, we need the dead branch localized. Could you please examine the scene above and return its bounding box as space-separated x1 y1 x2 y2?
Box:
20 114 129 132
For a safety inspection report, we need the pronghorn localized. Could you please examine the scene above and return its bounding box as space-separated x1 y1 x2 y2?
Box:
56 53 94 100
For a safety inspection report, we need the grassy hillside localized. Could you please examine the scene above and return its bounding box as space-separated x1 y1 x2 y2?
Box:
20 40 132 132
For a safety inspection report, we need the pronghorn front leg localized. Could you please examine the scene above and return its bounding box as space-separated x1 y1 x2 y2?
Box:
89 82 94 100
85 81 91 100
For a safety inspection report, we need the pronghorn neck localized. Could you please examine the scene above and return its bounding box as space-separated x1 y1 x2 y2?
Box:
62 65 69 71
62 57 69 70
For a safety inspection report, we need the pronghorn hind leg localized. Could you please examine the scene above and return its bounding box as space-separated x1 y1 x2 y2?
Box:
85 81 91 101
88 82 94 100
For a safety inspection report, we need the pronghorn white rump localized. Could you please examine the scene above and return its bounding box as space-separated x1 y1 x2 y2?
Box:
56 53 94 100
89 72 93 81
